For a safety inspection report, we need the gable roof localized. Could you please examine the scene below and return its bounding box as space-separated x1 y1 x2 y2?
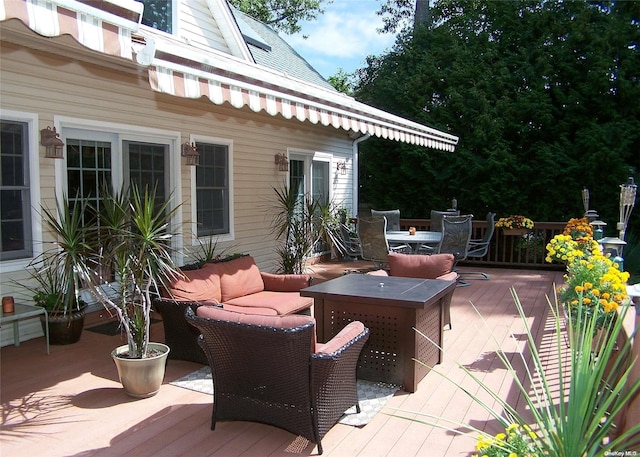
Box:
0 0 459 151
231 7 335 91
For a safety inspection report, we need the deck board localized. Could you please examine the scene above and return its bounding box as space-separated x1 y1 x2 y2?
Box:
1 266 565 457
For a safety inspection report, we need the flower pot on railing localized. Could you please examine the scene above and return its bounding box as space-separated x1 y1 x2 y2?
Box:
502 228 529 236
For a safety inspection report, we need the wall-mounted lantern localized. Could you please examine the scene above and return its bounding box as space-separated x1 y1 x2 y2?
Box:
40 126 64 159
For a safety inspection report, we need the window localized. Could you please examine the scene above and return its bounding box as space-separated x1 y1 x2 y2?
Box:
67 139 112 227
0 121 31 260
195 142 229 236
140 0 173 34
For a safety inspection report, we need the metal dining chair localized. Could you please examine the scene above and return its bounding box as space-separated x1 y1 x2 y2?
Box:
357 217 410 267
370 209 401 231
460 212 496 280
434 214 473 286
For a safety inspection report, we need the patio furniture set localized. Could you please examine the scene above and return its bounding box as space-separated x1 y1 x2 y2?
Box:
154 246 461 452
357 208 496 278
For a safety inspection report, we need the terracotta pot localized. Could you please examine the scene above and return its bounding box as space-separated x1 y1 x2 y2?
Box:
111 343 170 398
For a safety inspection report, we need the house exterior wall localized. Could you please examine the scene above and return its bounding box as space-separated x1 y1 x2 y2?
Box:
0 42 355 346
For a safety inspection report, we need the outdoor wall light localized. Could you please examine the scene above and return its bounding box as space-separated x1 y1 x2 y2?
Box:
275 152 288 171
336 161 347 175
40 126 64 159
181 142 199 166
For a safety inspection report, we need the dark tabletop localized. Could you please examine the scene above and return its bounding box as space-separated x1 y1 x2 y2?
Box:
301 274 456 309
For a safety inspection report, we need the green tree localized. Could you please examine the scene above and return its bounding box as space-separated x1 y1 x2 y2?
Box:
327 68 355 95
229 0 331 35
354 0 640 237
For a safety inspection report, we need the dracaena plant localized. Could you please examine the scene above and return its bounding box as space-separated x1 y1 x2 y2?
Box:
86 184 183 358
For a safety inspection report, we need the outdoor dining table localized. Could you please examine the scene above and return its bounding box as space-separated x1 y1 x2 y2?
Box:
386 230 442 253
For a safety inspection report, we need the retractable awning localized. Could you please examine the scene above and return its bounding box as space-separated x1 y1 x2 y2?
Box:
1 0 458 151
148 50 459 151
0 0 143 59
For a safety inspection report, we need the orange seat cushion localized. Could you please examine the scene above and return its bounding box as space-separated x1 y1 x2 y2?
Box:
387 252 455 279
224 291 313 315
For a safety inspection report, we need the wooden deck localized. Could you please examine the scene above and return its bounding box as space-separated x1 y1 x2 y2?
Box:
1 266 566 457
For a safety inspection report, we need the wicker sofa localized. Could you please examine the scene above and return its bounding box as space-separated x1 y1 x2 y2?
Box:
185 305 370 455
154 255 313 363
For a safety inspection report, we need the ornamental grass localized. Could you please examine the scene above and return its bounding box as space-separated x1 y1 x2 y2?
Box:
388 289 640 456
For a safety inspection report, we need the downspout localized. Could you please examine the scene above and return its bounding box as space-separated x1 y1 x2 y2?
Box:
352 133 371 217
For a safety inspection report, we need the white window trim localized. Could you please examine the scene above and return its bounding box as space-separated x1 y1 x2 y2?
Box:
287 148 335 202
189 135 234 246
0 110 42 273
52 116 184 264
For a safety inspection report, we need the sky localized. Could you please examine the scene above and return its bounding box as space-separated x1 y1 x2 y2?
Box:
286 0 398 79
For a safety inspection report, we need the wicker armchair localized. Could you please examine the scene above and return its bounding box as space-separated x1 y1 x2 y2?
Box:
153 299 208 364
185 306 370 455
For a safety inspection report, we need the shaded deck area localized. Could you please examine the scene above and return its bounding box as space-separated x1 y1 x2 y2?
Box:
1 266 566 456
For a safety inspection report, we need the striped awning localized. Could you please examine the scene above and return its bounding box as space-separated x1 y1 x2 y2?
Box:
0 0 143 59
1 0 458 151
149 59 459 151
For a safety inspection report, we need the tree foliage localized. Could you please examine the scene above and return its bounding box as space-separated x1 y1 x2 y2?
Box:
229 0 330 35
354 0 640 237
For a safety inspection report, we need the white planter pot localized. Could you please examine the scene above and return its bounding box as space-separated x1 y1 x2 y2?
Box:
111 342 170 398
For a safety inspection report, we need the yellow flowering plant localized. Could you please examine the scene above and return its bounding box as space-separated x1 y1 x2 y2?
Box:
474 423 541 457
545 234 600 265
561 252 629 331
495 215 534 230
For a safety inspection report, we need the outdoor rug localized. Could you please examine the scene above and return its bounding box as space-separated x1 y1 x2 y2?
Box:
86 318 161 336
170 366 399 427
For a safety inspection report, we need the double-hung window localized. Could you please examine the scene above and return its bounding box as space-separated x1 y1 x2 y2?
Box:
195 142 229 237
0 120 31 261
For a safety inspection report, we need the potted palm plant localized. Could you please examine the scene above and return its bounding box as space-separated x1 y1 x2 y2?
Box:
86 184 183 398
21 197 92 344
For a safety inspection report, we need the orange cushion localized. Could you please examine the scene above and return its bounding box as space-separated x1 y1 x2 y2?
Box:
209 255 264 301
221 304 278 316
196 305 317 350
224 291 313 315
366 269 389 277
164 262 222 302
388 252 455 279
316 321 365 355
261 272 311 291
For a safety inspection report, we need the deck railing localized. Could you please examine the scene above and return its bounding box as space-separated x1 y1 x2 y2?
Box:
399 219 567 270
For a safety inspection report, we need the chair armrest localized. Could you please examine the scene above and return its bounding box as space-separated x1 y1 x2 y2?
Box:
436 272 459 281
315 321 366 355
261 272 312 291
311 324 370 438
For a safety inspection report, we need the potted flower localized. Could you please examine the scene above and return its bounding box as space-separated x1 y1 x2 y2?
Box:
495 214 534 235
85 184 183 398
546 218 630 345
20 197 93 344
560 251 629 344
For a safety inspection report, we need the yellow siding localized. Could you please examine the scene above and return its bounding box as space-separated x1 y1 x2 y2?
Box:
0 43 355 321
